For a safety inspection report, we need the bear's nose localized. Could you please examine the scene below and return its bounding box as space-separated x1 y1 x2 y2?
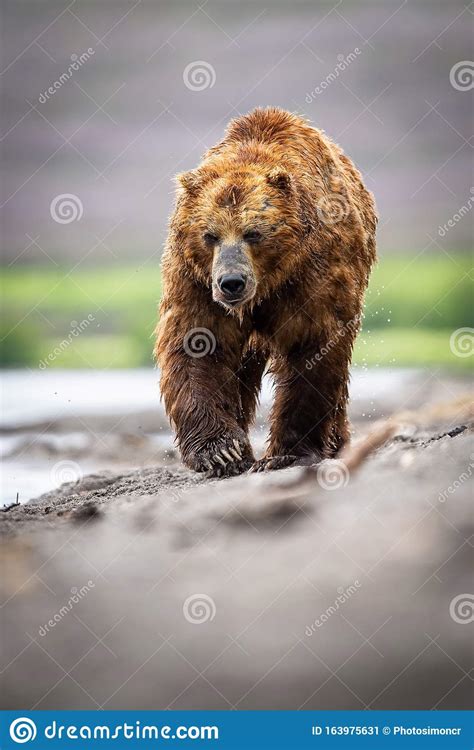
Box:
218 273 247 297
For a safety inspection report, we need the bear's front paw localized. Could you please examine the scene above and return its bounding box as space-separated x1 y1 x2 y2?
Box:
249 454 300 473
186 438 253 478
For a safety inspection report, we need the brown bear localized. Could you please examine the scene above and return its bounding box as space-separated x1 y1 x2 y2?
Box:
155 107 377 476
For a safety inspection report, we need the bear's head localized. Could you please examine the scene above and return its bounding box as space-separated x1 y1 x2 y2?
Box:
174 164 309 310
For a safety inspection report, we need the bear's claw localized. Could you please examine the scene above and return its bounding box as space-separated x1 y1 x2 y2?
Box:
249 455 299 473
188 438 252 477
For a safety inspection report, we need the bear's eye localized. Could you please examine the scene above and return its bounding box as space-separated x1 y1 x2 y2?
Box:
203 232 219 244
243 229 262 244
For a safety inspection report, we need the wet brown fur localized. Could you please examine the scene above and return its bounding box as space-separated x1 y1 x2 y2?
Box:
155 108 377 476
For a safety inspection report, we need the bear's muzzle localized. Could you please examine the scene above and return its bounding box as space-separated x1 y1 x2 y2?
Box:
212 243 256 309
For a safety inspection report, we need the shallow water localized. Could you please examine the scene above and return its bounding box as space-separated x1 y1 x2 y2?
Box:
1 367 464 505
2 366 422 425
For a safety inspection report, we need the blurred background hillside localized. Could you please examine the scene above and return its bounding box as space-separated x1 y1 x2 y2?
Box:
1 0 473 369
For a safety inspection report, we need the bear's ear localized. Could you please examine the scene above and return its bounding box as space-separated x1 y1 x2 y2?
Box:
176 170 201 195
266 167 292 192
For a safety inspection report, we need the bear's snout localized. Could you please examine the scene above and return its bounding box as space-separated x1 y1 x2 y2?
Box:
218 273 247 298
212 243 256 308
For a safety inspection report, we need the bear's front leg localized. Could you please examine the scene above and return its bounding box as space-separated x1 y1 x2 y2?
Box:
176 384 254 477
156 308 254 477
253 342 350 472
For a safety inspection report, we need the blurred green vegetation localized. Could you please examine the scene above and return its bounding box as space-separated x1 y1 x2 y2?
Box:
1 254 472 370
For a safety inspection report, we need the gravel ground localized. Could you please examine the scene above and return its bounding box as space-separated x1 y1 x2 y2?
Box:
1 406 473 710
